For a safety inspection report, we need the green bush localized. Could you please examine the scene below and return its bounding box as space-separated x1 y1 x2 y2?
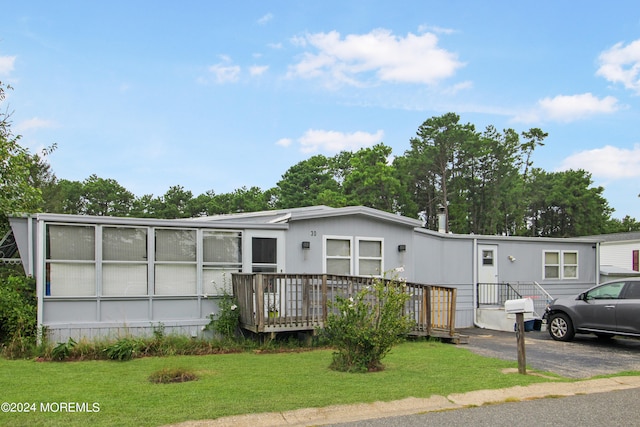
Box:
0 273 37 357
205 290 241 341
103 337 143 361
323 271 413 372
51 338 77 361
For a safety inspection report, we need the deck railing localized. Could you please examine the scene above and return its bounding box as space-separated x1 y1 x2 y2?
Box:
232 273 457 338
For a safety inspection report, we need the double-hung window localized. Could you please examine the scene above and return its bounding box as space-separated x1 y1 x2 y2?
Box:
358 238 383 276
324 236 383 276
543 250 578 280
325 238 352 275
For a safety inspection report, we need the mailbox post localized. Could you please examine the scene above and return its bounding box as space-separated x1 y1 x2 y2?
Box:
505 298 534 375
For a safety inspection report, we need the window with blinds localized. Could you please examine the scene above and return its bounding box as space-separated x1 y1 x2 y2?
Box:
154 228 197 295
45 224 96 296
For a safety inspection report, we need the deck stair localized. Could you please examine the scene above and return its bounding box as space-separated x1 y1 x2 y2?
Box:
476 282 553 332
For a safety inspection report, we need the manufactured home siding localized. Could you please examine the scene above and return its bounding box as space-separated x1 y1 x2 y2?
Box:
601 240 640 271
285 216 415 278
9 207 602 340
414 233 475 327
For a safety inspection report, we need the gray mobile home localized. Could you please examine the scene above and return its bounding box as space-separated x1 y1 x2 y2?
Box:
8 206 601 341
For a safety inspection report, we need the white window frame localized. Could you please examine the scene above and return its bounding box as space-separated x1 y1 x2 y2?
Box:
101 225 149 296
356 237 384 277
323 236 384 277
154 227 198 295
562 250 578 280
45 223 97 297
323 235 353 275
202 229 242 295
543 250 579 280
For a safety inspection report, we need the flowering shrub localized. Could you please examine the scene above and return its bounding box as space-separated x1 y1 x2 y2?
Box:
323 270 413 372
206 289 240 341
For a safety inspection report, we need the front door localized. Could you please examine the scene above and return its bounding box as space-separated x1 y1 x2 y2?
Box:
478 244 498 305
243 230 285 316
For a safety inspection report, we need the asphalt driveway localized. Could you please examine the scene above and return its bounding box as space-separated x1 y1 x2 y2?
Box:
459 327 640 378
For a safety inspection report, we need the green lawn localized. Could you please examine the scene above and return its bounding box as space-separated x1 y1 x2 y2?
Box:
0 341 566 427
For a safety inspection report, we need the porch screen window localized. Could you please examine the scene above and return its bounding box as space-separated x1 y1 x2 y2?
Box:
251 237 277 272
45 225 96 296
154 229 197 295
102 227 148 296
203 231 242 294
358 239 382 276
326 238 351 275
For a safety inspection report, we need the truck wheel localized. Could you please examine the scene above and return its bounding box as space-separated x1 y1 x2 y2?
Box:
548 313 575 342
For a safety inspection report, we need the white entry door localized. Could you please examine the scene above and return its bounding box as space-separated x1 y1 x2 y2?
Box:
478 244 498 305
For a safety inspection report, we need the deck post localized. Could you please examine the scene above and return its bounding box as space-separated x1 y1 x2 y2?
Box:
322 274 328 323
256 273 264 332
302 276 308 325
425 286 432 336
449 287 457 336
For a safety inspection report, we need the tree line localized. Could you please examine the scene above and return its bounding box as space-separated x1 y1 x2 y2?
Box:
2 81 638 238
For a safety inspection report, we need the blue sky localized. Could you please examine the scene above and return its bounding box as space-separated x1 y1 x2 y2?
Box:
2 1 640 220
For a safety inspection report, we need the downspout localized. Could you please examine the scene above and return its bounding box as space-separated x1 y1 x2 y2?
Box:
36 216 45 344
595 241 600 286
472 238 480 327
27 215 34 276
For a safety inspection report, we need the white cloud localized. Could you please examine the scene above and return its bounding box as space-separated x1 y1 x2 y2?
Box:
597 39 640 94
14 117 56 133
441 80 473 95
275 138 292 148
257 13 273 25
513 93 619 123
249 65 269 76
292 129 384 154
417 24 457 35
207 56 241 83
558 144 640 179
287 29 463 87
0 55 16 75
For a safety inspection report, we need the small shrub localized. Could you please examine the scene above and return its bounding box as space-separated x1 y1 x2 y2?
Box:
51 337 77 361
104 337 143 361
206 289 241 341
152 322 165 341
323 269 413 373
148 367 198 384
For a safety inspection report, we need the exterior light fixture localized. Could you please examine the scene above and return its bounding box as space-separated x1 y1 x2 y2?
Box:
398 244 407 252
302 241 310 249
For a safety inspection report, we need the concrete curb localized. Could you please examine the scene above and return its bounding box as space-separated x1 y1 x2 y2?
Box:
165 376 640 427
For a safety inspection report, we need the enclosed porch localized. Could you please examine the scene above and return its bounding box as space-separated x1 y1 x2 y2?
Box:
232 273 461 341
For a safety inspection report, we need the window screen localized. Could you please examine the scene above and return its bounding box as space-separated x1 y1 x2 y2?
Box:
358 239 382 276
326 238 352 275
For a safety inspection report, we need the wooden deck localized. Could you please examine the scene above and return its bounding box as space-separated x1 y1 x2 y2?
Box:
232 273 459 340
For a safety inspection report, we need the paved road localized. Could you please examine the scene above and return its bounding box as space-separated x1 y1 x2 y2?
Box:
459 327 640 378
330 387 640 427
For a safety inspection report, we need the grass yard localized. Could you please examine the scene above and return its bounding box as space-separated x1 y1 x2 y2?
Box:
0 340 566 427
